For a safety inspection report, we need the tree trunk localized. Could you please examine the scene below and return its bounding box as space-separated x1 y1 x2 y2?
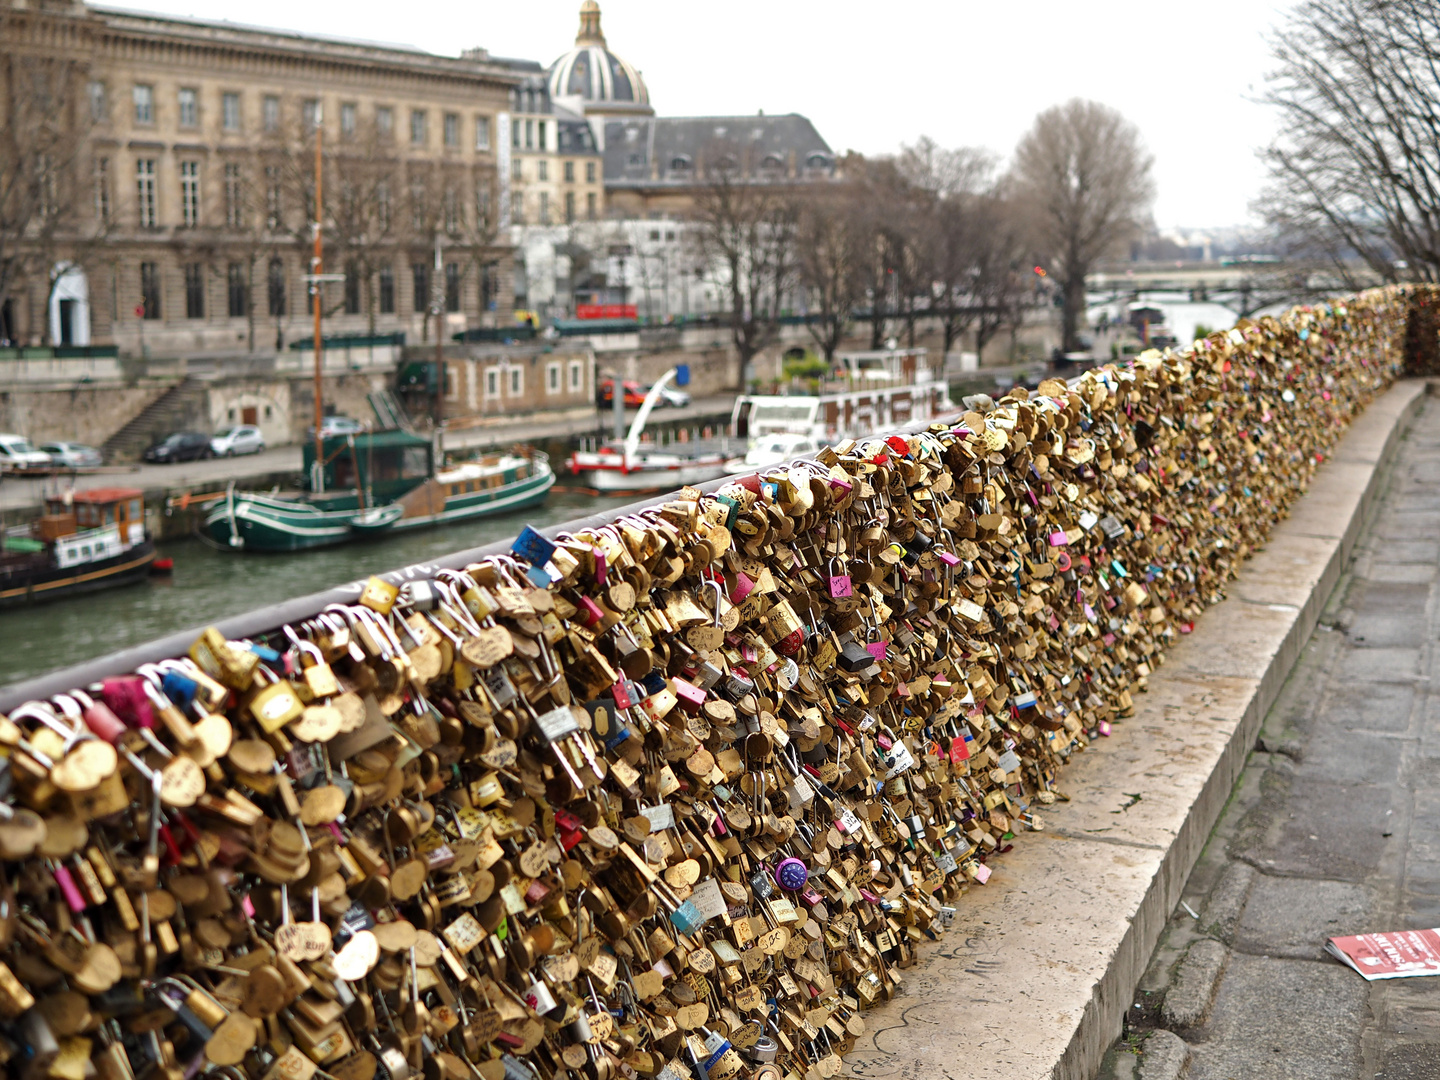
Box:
1062 273 1086 353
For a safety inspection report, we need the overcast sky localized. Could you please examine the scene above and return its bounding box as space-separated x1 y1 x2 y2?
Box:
111 0 1296 231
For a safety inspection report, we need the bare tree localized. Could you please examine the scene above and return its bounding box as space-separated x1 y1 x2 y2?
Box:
692 141 798 386
794 185 866 362
1259 0 1440 284
969 190 1037 360
1012 99 1154 352
0 45 108 345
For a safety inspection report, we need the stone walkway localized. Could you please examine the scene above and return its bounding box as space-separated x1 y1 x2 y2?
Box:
1102 394 1440 1080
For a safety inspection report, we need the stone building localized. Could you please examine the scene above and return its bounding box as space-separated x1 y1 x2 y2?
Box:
1 0 520 356
502 64 604 229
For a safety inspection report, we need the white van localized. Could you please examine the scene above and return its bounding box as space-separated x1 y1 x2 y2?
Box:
0 434 53 473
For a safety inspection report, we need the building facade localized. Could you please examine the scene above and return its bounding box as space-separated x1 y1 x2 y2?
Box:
503 65 604 229
2 0 521 356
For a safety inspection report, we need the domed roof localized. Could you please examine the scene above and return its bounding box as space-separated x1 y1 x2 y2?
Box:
548 2 649 110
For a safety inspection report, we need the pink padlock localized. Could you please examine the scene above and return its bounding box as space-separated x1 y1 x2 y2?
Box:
67 690 127 745
865 640 887 662
731 571 755 602
827 558 853 599
671 677 706 714
575 595 604 628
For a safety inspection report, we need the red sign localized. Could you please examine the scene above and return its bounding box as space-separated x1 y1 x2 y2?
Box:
576 304 637 320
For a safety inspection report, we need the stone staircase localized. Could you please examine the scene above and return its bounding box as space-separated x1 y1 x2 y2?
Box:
102 377 208 463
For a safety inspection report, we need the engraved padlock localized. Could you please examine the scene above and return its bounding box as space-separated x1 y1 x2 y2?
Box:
827 557 853 600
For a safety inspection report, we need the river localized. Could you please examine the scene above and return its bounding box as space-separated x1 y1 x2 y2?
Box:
0 492 606 688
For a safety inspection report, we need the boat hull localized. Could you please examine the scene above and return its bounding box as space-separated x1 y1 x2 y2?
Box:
572 463 730 492
0 539 157 608
203 464 556 552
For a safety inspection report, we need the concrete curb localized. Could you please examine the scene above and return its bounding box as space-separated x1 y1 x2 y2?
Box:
839 379 1429 1080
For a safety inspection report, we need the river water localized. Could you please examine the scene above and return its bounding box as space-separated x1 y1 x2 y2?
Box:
0 492 605 688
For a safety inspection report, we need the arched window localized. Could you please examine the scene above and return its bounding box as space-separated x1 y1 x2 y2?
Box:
670 154 692 173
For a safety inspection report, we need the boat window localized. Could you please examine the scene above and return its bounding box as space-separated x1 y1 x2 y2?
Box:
81 546 91 557
129 499 141 517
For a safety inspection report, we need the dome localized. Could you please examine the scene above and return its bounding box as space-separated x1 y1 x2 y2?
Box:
548 2 649 110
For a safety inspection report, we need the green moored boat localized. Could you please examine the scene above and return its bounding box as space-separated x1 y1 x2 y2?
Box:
202 430 553 552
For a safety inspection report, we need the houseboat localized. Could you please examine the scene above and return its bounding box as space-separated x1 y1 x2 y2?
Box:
730 347 955 450
203 431 553 552
0 488 157 607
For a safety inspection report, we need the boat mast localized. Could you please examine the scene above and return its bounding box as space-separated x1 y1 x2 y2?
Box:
310 104 325 493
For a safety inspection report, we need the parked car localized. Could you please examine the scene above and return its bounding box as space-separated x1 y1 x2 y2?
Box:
143 432 212 463
210 425 266 457
596 379 647 408
305 416 367 441
39 441 104 469
596 381 691 409
0 434 53 473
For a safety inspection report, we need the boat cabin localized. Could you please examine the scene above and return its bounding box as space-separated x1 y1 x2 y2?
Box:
36 488 146 569
303 431 434 502
731 347 952 445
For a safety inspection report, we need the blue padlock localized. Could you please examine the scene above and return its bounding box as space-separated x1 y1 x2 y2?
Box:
512 525 556 568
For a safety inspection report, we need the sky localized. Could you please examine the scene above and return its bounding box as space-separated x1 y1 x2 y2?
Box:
108 0 1297 231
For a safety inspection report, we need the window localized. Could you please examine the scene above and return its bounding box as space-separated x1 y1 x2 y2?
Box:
586 161 596 183
537 160 548 182
512 119 520 148
485 368 499 398
445 262 460 312
265 165 282 229
267 257 286 316
410 182 426 233
587 192 596 220
379 265 395 313
547 363 559 394
180 161 200 227
509 368 522 396
88 81 107 123
412 263 429 312
569 360 582 390
538 192 549 224
263 95 280 133
563 160 574 183
135 159 156 228
94 158 110 224
340 103 356 139
537 121 547 150
178 88 198 128
133 84 153 125
377 182 392 232
511 159 522 182
227 262 247 317
376 106 393 138
482 262 498 312
184 263 204 318
443 113 459 148
410 109 427 146
564 191 575 224
475 115 490 150
344 261 360 314
475 182 491 228
302 99 320 132
222 92 241 131
649 229 659 241
140 262 161 319
444 188 460 234
224 163 244 227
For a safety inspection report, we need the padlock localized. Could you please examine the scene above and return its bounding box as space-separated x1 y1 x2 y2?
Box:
827 558 853 600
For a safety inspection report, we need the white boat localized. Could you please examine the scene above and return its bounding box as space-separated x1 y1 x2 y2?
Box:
723 432 821 473
730 347 954 448
566 369 730 493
